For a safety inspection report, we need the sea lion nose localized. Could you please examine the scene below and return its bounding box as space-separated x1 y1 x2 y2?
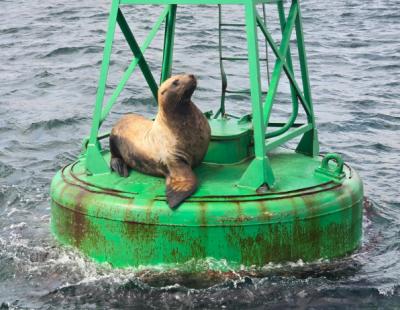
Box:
188 74 195 80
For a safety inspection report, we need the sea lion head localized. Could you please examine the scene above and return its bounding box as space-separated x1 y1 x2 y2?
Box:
158 74 197 112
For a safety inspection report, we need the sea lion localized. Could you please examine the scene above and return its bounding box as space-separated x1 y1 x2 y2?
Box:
109 74 211 209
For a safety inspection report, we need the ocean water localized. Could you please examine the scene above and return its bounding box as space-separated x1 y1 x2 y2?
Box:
0 0 399 308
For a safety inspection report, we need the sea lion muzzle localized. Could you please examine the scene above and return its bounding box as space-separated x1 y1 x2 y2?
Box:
180 75 197 104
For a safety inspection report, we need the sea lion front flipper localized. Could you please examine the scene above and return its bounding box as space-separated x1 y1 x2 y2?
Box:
110 157 129 177
166 162 198 209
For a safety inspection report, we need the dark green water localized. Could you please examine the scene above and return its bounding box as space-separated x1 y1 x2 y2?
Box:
0 0 399 308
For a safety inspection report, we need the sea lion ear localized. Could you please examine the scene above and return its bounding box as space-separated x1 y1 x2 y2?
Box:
165 163 198 209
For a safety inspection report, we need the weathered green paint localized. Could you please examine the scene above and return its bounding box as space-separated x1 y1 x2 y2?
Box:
216 4 227 118
117 9 159 101
50 0 363 269
264 0 298 139
315 153 346 182
161 4 177 82
262 1 297 127
51 151 363 267
204 118 254 164
100 6 170 124
86 0 119 175
238 1 275 189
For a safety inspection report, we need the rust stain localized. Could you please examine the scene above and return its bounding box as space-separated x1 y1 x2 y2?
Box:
257 201 273 221
145 199 154 223
189 230 207 259
123 198 136 222
65 162 138 198
71 189 89 247
124 205 159 263
62 172 133 200
199 202 207 226
301 194 322 259
153 182 341 203
344 162 353 179
154 181 342 202
52 200 102 252
233 201 255 223
57 182 68 202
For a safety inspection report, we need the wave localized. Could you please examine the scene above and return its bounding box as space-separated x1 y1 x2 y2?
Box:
27 117 88 131
44 46 101 58
0 26 31 35
0 161 15 178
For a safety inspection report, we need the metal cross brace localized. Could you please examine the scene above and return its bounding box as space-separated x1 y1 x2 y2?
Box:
86 1 174 174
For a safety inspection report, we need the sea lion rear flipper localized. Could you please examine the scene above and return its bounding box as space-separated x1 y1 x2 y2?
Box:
166 163 198 209
110 157 129 177
110 134 130 177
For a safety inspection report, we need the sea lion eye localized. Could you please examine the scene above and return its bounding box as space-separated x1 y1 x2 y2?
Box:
172 79 179 86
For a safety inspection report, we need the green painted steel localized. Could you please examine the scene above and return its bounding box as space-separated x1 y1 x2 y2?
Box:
49 0 364 268
265 0 298 139
216 4 227 118
216 3 270 119
100 6 169 124
83 0 320 188
204 118 254 164
161 4 177 82
51 150 363 267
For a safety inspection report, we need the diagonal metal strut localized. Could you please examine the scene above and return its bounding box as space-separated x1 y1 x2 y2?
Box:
100 6 169 124
256 11 313 124
117 9 159 100
259 2 298 127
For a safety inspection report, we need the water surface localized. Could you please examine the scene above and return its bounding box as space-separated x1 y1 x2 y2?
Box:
0 0 399 308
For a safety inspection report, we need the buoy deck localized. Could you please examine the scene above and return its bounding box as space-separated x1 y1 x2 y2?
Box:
62 150 343 200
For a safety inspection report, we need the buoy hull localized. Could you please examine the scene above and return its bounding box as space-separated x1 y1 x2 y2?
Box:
50 151 363 268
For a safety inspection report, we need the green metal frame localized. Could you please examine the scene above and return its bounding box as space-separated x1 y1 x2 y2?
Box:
85 0 319 192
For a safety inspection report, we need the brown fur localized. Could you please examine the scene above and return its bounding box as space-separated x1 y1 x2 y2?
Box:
109 74 211 208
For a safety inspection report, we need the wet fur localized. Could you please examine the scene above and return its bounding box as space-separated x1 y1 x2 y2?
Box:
109 74 211 209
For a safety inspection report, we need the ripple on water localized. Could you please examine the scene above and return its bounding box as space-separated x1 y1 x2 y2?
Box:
27 117 88 131
0 162 15 179
44 46 96 58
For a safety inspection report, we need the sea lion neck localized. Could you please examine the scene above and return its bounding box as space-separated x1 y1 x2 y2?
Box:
158 99 193 119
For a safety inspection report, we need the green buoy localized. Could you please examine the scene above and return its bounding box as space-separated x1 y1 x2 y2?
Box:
50 0 363 268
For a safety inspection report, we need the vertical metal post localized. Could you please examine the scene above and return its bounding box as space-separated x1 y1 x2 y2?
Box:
294 0 319 156
261 4 270 86
161 4 177 83
239 2 275 189
294 2 313 119
277 1 298 128
245 3 264 163
86 0 120 174
217 4 227 118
